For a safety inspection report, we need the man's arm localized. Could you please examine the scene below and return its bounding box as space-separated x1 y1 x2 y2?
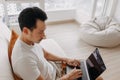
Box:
43 49 67 62
43 49 82 80
43 49 80 66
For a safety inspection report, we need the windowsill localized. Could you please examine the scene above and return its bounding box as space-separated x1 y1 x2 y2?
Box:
46 8 76 22
45 8 75 12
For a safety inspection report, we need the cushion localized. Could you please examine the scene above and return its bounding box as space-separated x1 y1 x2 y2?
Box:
8 30 21 80
0 19 11 41
0 37 14 80
79 17 120 47
8 30 19 63
40 39 66 57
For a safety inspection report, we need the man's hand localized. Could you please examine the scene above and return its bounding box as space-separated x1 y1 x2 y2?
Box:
67 68 82 79
60 68 82 80
64 58 80 67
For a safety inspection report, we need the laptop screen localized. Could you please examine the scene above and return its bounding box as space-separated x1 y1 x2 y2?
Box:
86 48 106 80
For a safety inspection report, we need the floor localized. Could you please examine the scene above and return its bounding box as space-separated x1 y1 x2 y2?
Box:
45 21 120 80
46 21 87 58
11 20 120 80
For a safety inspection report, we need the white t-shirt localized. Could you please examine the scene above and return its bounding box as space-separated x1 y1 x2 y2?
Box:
12 38 56 80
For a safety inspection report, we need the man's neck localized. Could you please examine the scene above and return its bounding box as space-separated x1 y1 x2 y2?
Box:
20 35 34 46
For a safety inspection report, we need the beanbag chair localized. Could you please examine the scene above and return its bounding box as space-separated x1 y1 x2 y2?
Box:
79 16 120 47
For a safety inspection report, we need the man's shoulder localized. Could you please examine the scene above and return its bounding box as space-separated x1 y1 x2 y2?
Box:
12 54 39 68
13 38 32 53
12 40 39 65
13 38 23 51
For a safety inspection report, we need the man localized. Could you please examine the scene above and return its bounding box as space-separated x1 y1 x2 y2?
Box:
12 7 82 80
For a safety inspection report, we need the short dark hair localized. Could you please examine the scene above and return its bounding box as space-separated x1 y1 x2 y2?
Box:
18 7 47 31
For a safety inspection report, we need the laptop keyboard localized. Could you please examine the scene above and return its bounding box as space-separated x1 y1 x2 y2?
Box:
66 61 88 80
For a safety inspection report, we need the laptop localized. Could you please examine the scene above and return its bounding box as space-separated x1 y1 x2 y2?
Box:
66 48 106 80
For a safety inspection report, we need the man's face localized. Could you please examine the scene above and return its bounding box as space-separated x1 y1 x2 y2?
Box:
28 20 46 43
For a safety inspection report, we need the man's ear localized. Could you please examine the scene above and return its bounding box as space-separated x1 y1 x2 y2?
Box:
23 27 29 34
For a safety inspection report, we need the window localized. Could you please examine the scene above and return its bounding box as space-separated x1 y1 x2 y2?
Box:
0 0 113 26
45 0 75 11
75 0 93 22
0 0 40 26
0 4 4 17
95 0 105 17
6 2 40 25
